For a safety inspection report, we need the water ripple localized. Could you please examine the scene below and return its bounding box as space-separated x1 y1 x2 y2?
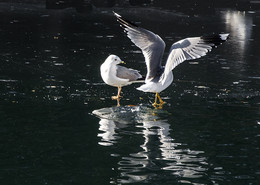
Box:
92 106 213 183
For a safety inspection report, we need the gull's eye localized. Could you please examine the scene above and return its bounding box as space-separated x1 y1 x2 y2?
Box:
115 59 117 61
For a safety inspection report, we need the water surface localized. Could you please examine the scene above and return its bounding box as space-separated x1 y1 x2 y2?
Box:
0 2 259 184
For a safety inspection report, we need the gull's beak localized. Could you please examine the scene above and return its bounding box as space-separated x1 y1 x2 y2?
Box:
121 61 126 64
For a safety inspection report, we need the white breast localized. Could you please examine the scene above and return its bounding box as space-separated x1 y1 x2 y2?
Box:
100 63 130 87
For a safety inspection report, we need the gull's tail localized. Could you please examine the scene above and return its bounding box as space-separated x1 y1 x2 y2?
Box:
136 83 152 92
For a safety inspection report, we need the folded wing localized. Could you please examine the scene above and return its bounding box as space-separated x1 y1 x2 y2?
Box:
116 65 142 81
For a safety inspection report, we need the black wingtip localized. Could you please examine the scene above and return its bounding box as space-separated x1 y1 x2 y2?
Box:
201 33 229 46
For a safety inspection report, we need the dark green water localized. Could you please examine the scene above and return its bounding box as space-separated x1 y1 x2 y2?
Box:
0 2 260 185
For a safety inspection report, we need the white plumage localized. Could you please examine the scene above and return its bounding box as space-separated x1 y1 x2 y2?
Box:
114 12 229 108
100 54 142 106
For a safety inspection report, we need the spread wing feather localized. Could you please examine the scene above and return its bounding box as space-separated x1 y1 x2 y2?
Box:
161 34 229 84
114 12 166 82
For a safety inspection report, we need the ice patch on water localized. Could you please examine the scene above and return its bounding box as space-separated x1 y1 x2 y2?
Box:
92 105 169 123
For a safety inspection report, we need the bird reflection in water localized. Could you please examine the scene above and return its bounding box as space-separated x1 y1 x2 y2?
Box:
92 106 212 184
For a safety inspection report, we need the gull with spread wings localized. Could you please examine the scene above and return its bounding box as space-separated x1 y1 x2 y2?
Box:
114 12 229 109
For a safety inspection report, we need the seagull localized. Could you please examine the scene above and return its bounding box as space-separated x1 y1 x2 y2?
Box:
100 54 143 106
114 12 229 109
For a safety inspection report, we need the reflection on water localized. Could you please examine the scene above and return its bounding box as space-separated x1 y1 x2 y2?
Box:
97 119 120 146
1 3 260 184
222 10 253 58
93 106 211 184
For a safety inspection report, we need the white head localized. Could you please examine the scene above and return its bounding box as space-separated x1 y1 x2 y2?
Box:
104 54 122 65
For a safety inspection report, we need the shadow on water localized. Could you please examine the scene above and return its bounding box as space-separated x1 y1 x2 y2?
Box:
92 105 209 184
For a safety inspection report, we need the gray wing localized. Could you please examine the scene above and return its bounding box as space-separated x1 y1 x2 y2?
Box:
116 65 142 81
161 34 229 84
114 12 165 82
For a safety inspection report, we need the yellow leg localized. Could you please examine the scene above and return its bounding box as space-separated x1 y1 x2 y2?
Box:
111 87 122 100
111 87 122 106
116 98 120 107
152 92 166 109
157 93 166 105
118 86 122 98
152 93 159 108
157 93 166 109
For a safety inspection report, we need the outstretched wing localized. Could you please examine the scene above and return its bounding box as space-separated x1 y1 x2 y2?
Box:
161 33 229 84
114 12 165 83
